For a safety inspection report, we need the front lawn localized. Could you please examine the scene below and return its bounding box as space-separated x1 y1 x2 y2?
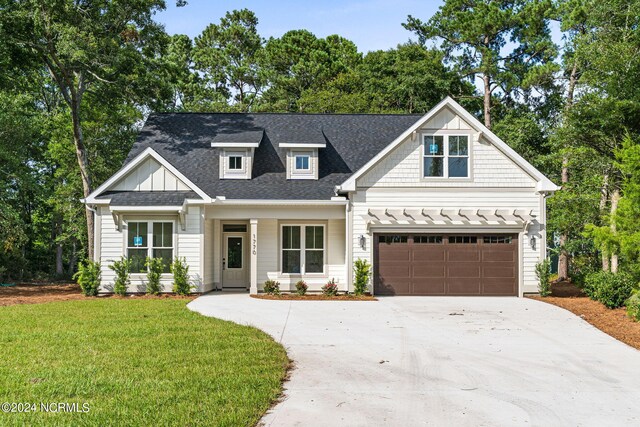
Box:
0 299 289 426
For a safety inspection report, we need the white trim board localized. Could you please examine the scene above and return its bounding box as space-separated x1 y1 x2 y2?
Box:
339 97 559 193
83 147 212 204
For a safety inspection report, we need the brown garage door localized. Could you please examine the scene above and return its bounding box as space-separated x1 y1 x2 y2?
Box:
374 233 518 296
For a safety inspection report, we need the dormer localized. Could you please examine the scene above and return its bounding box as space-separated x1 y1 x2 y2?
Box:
211 129 263 180
280 133 326 181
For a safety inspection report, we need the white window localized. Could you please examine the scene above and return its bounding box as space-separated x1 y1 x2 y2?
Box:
228 155 243 170
295 155 310 170
281 225 324 274
127 221 173 273
423 135 469 178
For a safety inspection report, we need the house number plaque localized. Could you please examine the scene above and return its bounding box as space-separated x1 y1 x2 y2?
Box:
252 233 257 255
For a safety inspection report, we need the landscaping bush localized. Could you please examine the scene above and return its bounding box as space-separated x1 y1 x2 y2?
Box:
321 278 338 296
584 271 635 309
263 279 280 295
109 257 132 296
535 258 552 297
295 280 307 296
145 257 165 295
73 260 101 296
626 291 640 322
171 257 192 295
353 258 371 295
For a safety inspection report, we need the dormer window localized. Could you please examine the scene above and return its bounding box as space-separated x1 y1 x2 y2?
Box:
287 149 317 180
228 155 243 170
295 154 310 171
211 130 263 180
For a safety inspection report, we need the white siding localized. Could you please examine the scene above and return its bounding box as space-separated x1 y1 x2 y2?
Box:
256 219 347 292
96 206 203 293
352 189 542 294
112 157 190 191
349 106 546 295
357 108 536 189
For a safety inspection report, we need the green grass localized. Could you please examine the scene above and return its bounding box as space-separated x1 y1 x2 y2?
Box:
0 299 289 426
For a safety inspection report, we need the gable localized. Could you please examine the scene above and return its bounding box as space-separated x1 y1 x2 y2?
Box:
357 107 536 189
110 157 190 192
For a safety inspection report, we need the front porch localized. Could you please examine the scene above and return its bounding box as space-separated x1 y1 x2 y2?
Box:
202 203 348 294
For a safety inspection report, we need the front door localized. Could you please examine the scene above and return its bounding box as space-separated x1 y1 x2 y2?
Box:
222 225 248 289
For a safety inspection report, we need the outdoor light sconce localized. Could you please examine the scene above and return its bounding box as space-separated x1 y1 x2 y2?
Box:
359 235 366 250
530 235 536 250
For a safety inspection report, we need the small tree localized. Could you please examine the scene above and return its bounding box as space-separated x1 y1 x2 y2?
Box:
535 259 552 297
353 259 371 295
109 257 132 296
145 257 165 295
171 257 192 295
74 260 101 296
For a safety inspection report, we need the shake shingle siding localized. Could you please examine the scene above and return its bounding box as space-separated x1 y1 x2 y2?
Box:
125 113 420 200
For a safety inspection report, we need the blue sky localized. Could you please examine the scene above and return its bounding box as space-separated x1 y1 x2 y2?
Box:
155 0 441 53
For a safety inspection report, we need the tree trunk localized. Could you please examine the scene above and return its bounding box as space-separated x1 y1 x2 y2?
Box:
610 187 620 273
483 74 491 129
557 157 570 280
56 244 64 276
70 84 94 261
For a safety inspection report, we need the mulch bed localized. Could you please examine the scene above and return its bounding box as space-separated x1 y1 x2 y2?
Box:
528 281 640 351
0 283 86 306
251 294 377 301
0 283 196 307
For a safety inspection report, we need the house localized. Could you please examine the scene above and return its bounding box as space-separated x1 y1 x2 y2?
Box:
83 97 558 296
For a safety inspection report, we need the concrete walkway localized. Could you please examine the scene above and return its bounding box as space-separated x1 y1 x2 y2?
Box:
188 294 640 427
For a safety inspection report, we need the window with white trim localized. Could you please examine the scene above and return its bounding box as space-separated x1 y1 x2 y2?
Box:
423 135 469 178
295 154 310 170
127 221 173 273
281 225 324 274
228 155 243 170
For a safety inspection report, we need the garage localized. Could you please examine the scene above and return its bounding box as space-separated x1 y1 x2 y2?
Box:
374 233 518 296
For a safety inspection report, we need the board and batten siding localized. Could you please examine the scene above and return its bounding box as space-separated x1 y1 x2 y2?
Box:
96 205 203 293
351 107 546 295
111 157 190 192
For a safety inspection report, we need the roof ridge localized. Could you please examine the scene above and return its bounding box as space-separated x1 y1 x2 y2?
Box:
149 111 422 117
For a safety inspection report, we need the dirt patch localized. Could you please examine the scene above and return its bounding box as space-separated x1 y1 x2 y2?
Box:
529 293 640 351
0 283 198 307
550 279 586 297
251 294 377 301
0 283 85 306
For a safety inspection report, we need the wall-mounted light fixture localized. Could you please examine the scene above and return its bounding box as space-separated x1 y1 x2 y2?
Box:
530 235 536 250
359 235 366 250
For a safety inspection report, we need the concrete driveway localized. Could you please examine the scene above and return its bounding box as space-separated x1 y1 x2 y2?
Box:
188 295 640 427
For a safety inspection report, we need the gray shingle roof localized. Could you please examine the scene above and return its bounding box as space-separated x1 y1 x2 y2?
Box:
98 191 200 206
122 113 421 200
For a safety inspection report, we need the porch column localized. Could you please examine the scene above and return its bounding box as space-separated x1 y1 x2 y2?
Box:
250 219 258 294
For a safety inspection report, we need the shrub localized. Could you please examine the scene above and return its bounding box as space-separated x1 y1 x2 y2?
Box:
627 291 640 322
171 257 192 295
353 258 371 295
109 257 132 296
295 280 307 296
535 258 552 297
321 278 338 296
73 260 101 296
584 271 635 309
145 257 165 295
263 279 280 295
